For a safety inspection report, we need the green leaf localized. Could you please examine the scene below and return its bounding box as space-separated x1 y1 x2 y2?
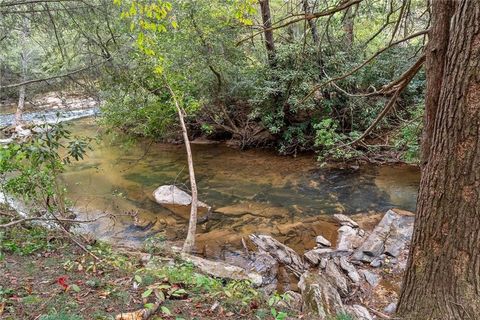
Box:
134 275 142 283
161 306 171 315
142 288 153 298
144 302 154 309
71 284 81 293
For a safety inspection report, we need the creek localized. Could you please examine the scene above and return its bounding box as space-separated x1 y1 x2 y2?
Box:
61 117 420 262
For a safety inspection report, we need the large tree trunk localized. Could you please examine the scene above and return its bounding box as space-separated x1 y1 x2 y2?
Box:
259 0 275 64
419 0 455 164
397 1 480 319
15 16 29 126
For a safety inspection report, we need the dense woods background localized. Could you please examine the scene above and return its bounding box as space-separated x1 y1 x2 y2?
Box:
0 0 428 162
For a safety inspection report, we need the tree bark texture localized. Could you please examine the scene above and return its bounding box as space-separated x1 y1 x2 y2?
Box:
259 0 275 64
397 1 480 319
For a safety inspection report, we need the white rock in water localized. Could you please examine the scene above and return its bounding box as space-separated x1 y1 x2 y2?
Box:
315 235 332 247
152 185 209 208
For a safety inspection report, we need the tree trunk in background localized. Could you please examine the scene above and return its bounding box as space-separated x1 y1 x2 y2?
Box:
343 4 357 47
302 0 319 45
259 0 275 64
397 1 480 319
15 16 29 126
164 80 199 254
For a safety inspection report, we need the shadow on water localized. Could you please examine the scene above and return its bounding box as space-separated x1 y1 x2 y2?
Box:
63 118 420 259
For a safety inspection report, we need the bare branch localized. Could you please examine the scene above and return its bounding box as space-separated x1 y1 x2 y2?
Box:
237 0 363 46
301 29 428 103
0 0 80 8
346 54 425 146
0 58 110 90
0 213 115 228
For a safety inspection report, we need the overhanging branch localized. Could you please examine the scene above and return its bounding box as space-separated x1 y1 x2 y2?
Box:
301 29 428 103
0 0 80 8
237 0 363 46
0 58 110 90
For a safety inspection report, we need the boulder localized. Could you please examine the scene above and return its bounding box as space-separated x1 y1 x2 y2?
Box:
384 302 397 314
353 209 414 262
181 253 263 286
249 234 306 277
324 259 349 297
359 269 380 287
282 291 303 310
248 252 278 285
153 185 210 219
298 271 345 319
15 125 32 138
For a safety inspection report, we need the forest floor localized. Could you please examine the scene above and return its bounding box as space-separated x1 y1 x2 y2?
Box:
0 217 300 320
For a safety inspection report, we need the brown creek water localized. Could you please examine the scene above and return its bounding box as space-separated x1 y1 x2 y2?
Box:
63 118 420 262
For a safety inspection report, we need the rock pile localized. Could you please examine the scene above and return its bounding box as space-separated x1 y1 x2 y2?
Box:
248 209 415 319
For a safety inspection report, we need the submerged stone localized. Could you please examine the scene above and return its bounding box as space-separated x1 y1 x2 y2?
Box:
152 185 210 219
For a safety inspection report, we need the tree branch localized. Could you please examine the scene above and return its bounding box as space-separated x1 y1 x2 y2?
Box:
345 54 425 146
0 0 80 8
0 58 110 90
301 29 428 103
237 0 363 46
0 214 114 228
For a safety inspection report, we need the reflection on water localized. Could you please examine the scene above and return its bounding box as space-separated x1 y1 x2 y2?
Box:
63 118 420 258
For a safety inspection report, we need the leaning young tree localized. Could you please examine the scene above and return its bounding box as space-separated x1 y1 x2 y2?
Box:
113 0 201 253
397 1 480 319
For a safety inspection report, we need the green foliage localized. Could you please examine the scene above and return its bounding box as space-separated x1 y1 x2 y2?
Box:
314 119 361 162
268 292 291 320
143 233 167 254
0 224 53 256
0 122 91 213
0 286 14 303
394 104 424 163
333 313 354 320
39 313 83 320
